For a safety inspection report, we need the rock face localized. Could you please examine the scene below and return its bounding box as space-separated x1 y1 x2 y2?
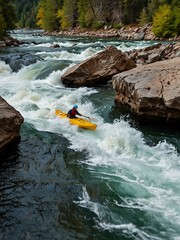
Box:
127 43 180 65
0 97 24 152
61 46 136 87
112 58 180 126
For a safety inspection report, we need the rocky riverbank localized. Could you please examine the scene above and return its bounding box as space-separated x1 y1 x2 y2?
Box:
43 24 180 41
0 25 179 48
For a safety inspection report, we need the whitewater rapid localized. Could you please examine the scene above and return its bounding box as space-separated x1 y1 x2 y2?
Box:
0 31 180 239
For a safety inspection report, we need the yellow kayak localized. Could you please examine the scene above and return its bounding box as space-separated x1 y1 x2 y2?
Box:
55 109 97 130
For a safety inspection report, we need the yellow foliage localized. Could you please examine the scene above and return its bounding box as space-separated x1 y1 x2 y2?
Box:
152 4 174 37
57 8 71 29
36 7 45 29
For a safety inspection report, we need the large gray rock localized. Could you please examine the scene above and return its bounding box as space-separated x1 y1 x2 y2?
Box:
112 58 180 126
61 46 136 87
0 97 24 152
0 53 43 72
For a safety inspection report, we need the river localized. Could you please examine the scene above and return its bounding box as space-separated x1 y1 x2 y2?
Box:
0 30 180 240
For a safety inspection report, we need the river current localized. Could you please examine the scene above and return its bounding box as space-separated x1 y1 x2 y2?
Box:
0 30 180 240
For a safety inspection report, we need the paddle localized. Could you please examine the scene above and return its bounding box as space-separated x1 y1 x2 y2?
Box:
81 115 96 121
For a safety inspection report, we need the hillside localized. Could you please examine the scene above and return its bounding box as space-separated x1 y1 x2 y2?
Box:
15 0 39 28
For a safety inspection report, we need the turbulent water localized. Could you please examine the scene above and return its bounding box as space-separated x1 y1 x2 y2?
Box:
0 30 180 240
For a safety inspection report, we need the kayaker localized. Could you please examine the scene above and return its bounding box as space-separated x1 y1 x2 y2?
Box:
67 105 82 118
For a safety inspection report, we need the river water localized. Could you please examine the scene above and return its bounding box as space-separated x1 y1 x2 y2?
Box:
0 30 180 240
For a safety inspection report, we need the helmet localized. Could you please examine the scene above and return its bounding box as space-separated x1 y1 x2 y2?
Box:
73 104 78 109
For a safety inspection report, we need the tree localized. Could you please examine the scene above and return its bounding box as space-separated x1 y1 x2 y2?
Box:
37 6 45 29
37 0 60 30
138 8 148 26
57 0 77 29
147 0 167 22
152 4 174 37
78 0 88 28
172 5 180 35
0 0 17 37
123 0 149 24
44 0 59 30
0 14 7 37
15 0 39 29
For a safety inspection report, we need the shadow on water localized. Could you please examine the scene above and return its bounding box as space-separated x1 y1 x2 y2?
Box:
0 123 88 240
1 123 131 240
0 121 160 240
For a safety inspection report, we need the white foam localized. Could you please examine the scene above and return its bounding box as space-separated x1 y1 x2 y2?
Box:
0 61 12 76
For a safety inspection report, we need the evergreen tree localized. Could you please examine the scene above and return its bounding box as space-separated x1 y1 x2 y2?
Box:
57 0 77 29
152 4 174 37
44 0 59 30
123 0 148 24
172 5 180 35
138 8 148 26
15 0 39 28
78 0 88 28
0 0 16 37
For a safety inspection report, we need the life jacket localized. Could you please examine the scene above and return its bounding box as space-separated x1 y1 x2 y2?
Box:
68 108 77 118
71 108 77 117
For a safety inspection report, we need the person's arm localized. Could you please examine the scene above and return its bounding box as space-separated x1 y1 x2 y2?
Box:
76 110 82 116
67 109 71 117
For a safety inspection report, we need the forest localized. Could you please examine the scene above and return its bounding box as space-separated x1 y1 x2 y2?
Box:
0 0 179 38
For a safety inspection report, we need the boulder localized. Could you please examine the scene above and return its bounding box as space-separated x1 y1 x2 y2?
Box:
127 43 180 65
112 57 180 126
61 46 136 87
0 97 24 153
0 53 43 72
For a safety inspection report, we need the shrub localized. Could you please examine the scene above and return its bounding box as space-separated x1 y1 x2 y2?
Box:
91 21 104 30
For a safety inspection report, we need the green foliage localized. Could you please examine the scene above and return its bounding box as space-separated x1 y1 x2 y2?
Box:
173 6 180 35
37 6 45 29
112 23 123 29
152 4 174 37
10 0 179 37
0 14 7 38
77 0 88 28
15 0 39 29
123 0 149 24
0 0 16 37
57 0 77 30
37 0 60 31
44 0 59 31
91 21 104 30
138 8 148 26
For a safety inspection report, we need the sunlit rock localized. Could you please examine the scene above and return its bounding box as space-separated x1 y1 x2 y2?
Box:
112 57 180 127
61 46 136 87
0 97 24 153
